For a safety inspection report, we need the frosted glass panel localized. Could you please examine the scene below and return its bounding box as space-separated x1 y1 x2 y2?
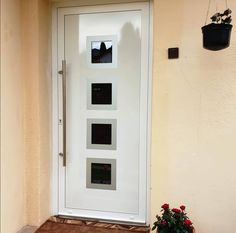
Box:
87 77 117 110
87 119 117 150
87 35 117 68
86 158 116 190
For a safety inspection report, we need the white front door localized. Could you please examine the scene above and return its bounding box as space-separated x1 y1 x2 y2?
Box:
56 2 150 224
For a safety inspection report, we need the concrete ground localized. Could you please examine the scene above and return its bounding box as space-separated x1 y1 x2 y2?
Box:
17 226 38 233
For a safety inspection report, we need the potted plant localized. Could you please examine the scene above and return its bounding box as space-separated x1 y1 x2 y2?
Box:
201 8 233 50
152 204 194 233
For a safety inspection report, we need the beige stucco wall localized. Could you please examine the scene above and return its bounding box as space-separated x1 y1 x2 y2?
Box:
1 0 51 232
1 0 27 232
151 1 236 233
22 0 51 227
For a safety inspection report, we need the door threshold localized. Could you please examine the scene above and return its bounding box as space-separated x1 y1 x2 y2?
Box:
56 215 150 228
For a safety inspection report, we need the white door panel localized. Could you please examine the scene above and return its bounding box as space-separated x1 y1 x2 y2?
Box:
57 3 150 223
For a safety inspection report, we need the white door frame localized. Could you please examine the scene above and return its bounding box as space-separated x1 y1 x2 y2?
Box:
51 0 153 225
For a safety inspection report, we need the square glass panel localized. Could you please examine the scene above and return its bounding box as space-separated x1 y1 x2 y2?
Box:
87 35 117 68
91 123 112 145
87 119 117 150
86 158 116 190
87 78 117 110
91 83 112 105
91 41 112 63
91 163 111 185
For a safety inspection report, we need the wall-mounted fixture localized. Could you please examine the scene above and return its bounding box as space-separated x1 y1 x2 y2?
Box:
168 47 179 59
201 0 233 51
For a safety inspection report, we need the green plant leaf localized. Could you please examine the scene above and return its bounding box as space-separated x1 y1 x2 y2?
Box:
222 16 232 24
224 8 232 16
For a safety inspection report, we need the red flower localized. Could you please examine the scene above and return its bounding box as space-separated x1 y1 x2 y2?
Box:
161 203 169 210
172 208 181 213
180 205 186 211
161 220 167 225
184 219 193 226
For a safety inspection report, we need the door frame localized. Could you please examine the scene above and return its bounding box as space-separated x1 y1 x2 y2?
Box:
51 0 153 225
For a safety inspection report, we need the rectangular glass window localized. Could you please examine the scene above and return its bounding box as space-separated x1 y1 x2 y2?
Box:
87 35 117 68
91 123 112 145
87 119 117 150
91 163 112 185
86 158 116 190
91 83 112 105
87 78 117 110
91 41 112 63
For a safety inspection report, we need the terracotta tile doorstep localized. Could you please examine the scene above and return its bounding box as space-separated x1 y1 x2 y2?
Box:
36 216 150 233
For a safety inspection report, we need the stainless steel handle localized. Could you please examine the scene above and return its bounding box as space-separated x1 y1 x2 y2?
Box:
59 60 67 167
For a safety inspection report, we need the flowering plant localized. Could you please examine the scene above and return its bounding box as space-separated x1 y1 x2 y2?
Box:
152 204 194 233
210 8 232 24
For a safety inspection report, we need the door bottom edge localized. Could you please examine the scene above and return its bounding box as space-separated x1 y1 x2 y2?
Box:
56 214 149 227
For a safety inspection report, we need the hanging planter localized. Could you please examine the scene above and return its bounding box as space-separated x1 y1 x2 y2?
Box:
202 1 233 51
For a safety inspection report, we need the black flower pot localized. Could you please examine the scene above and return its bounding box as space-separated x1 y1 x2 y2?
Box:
201 23 233 51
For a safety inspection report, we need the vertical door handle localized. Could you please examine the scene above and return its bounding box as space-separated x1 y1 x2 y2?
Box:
59 60 67 167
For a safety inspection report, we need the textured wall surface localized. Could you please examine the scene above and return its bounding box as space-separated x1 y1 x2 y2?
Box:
22 0 51 227
1 0 51 232
1 0 26 232
151 1 236 233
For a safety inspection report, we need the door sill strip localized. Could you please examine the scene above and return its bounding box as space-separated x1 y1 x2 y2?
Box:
56 215 150 229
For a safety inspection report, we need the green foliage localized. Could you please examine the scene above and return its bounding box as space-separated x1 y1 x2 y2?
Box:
210 8 232 24
152 204 194 233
